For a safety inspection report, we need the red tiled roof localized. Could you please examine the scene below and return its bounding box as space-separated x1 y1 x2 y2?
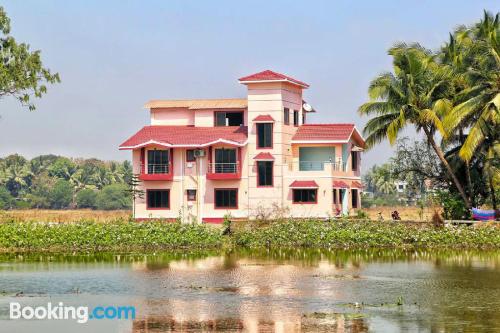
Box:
119 126 248 149
252 114 275 122
292 124 355 142
239 70 309 88
333 181 349 188
203 218 224 224
253 152 274 160
289 180 319 188
351 181 363 188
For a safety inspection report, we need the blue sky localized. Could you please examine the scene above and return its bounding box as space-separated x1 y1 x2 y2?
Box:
1 0 499 169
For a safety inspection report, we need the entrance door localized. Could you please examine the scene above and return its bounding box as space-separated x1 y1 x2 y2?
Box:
340 189 349 215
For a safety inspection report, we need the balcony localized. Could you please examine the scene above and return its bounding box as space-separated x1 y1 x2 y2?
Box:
206 162 241 180
139 163 173 181
288 160 353 177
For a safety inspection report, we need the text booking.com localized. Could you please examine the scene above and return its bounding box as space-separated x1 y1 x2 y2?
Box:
10 302 136 324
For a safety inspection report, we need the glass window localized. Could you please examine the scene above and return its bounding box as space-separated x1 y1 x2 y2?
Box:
293 110 299 126
214 148 237 173
147 190 169 209
147 150 169 174
186 149 195 162
351 151 358 171
284 107 290 125
214 111 243 126
257 123 272 148
333 189 338 204
292 189 317 203
257 161 273 186
302 112 306 125
215 189 237 208
352 189 359 208
187 189 196 201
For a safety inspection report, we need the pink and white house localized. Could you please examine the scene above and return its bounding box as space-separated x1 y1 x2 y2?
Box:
120 70 365 222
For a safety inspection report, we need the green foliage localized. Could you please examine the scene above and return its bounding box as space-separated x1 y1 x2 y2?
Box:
436 191 469 220
49 180 72 209
0 186 13 209
232 220 500 249
0 221 223 251
0 6 60 111
76 189 97 209
96 184 130 210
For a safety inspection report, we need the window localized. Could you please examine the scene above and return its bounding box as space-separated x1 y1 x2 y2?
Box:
352 189 359 208
186 149 195 162
215 189 237 208
257 161 273 187
214 148 237 173
293 110 299 126
215 111 243 127
257 123 272 148
351 151 358 171
147 150 169 174
302 112 306 125
293 189 317 203
284 107 290 125
187 189 196 201
333 189 338 204
147 190 170 209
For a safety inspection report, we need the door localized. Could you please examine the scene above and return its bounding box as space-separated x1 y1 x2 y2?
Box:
215 148 236 173
341 189 349 215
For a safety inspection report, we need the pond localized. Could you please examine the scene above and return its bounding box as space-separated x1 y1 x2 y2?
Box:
0 248 499 332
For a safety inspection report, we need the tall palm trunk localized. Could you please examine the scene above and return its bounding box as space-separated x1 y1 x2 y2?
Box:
423 126 471 208
460 129 475 206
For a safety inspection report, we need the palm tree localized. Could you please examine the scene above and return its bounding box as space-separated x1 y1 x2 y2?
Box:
358 44 471 208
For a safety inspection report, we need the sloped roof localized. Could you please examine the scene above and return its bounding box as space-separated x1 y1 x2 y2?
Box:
351 181 363 188
144 98 247 109
252 114 275 122
333 181 349 188
238 70 309 88
253 152 274 160
119 126 248 149
289 180 319 188
292 124 365 146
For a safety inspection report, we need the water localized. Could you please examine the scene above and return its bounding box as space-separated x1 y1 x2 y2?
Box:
0 249 499 332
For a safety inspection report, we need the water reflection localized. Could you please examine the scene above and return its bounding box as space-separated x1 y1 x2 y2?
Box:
1 249 500 332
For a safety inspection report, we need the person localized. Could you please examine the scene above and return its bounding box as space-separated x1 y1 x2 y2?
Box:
378 212 384 221
391 210 401 220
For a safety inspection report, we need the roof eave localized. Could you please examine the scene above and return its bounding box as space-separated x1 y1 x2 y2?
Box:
238 79 309 89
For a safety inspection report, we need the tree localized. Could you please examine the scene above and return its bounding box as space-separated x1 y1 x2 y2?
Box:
126 174 144 218
76 189 97 209
49 179 73 209
26 172 54 208
96 184 130 210
0 185 13 209
0 6 60 111
358 44 471 208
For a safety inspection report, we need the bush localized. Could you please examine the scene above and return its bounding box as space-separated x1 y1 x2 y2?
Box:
96 184 130 210
49 180 73 209
0 186 13 209
436 190 469 220
76 189 97 209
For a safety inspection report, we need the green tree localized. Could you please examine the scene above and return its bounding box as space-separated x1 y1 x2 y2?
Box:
0 6 60 111
49 179 73 209
96 184 130 210
0 185 13 209
26 172 54 208
76 188 97 209
358 44 471 208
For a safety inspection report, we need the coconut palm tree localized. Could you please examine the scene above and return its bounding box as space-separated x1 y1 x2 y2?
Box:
359 44 471 208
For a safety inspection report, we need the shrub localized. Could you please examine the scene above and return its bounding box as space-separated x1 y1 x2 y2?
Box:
96 184 130 210
49 180 73 209
76 189 97 209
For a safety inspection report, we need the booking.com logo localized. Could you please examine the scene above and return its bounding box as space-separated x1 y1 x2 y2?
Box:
10 302 136 324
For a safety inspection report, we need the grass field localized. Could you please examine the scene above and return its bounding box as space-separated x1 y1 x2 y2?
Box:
0 207 439 224
0 209 131 223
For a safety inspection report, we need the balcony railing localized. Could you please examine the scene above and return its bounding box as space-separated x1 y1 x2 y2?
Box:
207 162 241 179
290 161 347 172
139 163 173 181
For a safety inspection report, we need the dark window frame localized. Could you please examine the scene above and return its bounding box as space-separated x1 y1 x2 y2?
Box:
293 110 299 126
352 189 359 208
186 149 195 162
214 111 244 127
187 189 197 201
333 189 338 204
214 188 238 209
147 149 169 174
257 161 273 187
292 189 317 204
256 123 273 149
146 189 170 210
284 107 290 125
351 151 358 171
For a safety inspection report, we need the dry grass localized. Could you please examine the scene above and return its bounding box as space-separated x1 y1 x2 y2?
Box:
363 206 442 221
0 209 131 223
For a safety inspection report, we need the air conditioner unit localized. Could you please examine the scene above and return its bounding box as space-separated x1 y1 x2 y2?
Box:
193 149 205 158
